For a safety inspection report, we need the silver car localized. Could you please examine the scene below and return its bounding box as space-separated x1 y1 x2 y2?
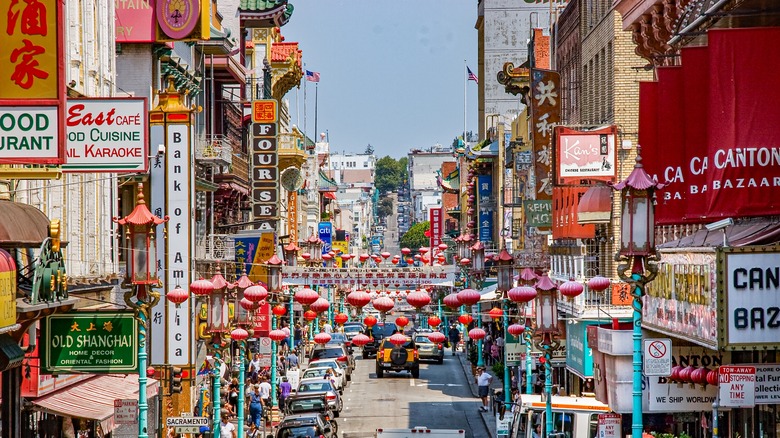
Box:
295 377 343 417
414 333 444 364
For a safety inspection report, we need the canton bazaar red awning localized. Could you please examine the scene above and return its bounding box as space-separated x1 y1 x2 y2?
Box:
31 374 159 433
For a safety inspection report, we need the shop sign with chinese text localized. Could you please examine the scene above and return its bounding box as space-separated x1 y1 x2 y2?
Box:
0 0 65 164
40 312 137 374
554 126 617 184
281 265 458 287
64 99 148 172
530 69 560 201
644 249 718 349
429 207 443 249
648 346 729 412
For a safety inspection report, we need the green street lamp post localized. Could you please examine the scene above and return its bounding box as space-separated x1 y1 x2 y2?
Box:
267 254 285 411
612 151 661 438
496 248 514 408
113 184 169 438
534 273 559 438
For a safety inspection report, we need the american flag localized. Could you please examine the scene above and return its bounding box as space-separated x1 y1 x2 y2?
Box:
467 67 478 84
305 70 320 82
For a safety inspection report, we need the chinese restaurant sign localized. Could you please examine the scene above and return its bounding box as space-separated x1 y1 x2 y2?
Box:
0 0 65 164
64 99 149 172
530 69 560 201
644 249 718 349
115 0 155 42
554 125 617 184
41 312 137 374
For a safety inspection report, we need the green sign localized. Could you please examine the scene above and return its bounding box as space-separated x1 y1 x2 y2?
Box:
523 200 552 228
41 312 137 374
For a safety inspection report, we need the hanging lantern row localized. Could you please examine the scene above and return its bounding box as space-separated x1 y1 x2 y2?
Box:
670 366 719 386
508 323 526 336
427 316 442 328
334 313 349 325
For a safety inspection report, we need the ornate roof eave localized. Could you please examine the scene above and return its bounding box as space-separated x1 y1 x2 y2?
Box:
271 49 303 100
239 1 294 28
497 62 531 102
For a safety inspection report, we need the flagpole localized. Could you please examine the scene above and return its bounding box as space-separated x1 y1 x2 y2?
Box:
304 66 308 142
464 60 467 143
314 83 319 140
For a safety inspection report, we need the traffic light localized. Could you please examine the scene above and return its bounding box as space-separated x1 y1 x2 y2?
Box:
170 366 183 394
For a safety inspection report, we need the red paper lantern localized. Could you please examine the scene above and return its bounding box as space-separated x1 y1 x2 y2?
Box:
351 333 370 347
670 365 683 382
303 310 318 321
587 276 611 292
488 307 504 320
346 290 371 308
438 243 448 251
691 367 709 385
401 248 411 255
391 258 399 265
427 316 442 327
468 327 486 340
427 331 446 344
301 252 311 261
508 323 526 336
459 257 471 266
314 333 332 345
458 314 473 325
240 297 257 311
310 297 330 314
363 315 378 327
230 328 249 342
406 290 431 309
334 313 349 325
190 278 214 297
706 369 719 386
381 252 391 259
389 333 408 346
679 366 696 383
395 316 409 327
508 286 537 303
373 296 395 312
269 329 287 342
559 280 585 298
443 293 461 309
272 304 287 317
359 254 370 262
295 287 319 306
457 289 480 306
166 286 189 306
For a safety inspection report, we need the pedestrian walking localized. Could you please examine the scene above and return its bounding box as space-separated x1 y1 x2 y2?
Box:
448 325 460 355
259 377 272 408
323 321 333 334
219 413 237 438
475 366 493 412
294 323 303 349
286 350 299 369
279 376 292 408
248 385 263 427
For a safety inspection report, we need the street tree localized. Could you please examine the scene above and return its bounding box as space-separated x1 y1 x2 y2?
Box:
400 221 430 251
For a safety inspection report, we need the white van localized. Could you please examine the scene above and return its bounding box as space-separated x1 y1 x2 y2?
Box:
508 394 612 438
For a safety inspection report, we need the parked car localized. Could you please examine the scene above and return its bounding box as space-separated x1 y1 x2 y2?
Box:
414 333 444 364
301 366 345 392
375 336 419 378
282 393 338 436
310 344 355 373
275 412 337 438
295 378 343 416
362 322 398 359
309 358 351 383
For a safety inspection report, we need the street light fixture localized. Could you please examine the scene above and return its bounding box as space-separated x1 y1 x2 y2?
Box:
267 254 285 413
495 248 514 408
612 150 662 438
206 266 232 433
112 184 168 438
534 272 561 438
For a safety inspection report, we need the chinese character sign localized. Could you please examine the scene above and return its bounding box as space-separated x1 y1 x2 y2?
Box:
531 69 561 201
0 0 60 99
429 208 443 249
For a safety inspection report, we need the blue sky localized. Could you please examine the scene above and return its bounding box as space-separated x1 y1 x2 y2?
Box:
284 1 479 158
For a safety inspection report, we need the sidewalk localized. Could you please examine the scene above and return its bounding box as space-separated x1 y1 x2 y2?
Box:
455 351 503 437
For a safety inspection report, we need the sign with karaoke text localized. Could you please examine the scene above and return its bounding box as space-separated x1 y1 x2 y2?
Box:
64 98 148 172
40 312 137 374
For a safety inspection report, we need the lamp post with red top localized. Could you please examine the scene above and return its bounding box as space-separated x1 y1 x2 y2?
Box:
612 151 661 438
112 184 169 438
266 254 284 411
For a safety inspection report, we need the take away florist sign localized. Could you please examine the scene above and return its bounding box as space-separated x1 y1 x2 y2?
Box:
64 98 149 172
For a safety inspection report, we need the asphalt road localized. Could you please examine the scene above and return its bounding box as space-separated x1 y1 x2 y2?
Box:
335 350 491 438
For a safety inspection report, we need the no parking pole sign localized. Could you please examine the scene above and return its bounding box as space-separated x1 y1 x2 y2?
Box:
643 338 672 376
719 366 756 408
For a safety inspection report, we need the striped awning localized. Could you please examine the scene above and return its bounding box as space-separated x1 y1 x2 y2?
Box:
31 374 159 433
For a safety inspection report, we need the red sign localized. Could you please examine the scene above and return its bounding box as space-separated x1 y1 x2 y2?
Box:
429 207 443 249
640 28 780 224
116 0 156 42
253 302 271 336
554 125 617 185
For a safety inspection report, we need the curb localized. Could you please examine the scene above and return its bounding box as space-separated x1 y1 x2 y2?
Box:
455 352 498 437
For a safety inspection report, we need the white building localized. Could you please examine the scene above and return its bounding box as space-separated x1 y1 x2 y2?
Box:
407 145 453 225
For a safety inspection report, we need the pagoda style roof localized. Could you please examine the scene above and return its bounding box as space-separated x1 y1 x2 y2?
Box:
239 1 294 28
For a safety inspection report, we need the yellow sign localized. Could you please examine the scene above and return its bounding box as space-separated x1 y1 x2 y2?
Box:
0 0 59 99
249 232 276 285
252 100 278 123
0 270 16 327
332 241 349 268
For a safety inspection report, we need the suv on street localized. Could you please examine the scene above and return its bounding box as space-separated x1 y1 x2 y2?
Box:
375 335 419 378
310 344 355 374
275 413 337 438
362 322 397 359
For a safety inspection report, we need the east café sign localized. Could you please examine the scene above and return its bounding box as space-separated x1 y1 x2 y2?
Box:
252 100 279 230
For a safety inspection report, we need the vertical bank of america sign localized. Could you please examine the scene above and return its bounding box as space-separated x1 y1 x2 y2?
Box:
0 0 66 164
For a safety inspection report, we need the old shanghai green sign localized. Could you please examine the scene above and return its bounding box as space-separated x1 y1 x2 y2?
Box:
41 312 137 374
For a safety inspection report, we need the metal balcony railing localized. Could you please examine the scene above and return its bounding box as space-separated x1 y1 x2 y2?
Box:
194 234 235 262
195 135 234 167
278 132 304 152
